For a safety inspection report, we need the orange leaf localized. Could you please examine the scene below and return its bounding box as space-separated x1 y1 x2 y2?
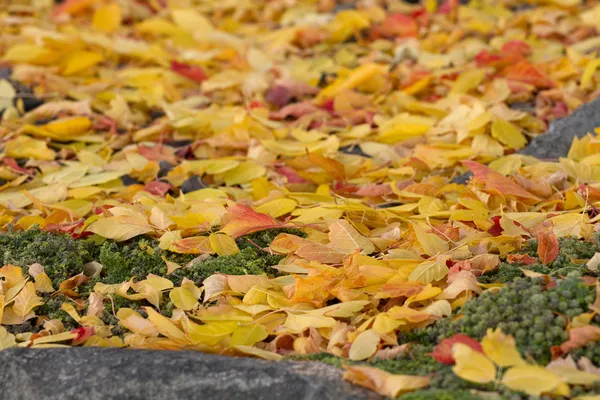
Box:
502 60 554 89
559 325 600 355
52 0 95 19
294 242 346 264
307 152 345 181
534 222 559 265
219 204 281 238
462 161 540 202
170 236 213 254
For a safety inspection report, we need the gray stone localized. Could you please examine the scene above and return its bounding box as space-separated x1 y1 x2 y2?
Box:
0 348 380 400
520 97 600 159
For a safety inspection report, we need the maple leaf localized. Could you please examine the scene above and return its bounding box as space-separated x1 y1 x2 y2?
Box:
558 325 600 355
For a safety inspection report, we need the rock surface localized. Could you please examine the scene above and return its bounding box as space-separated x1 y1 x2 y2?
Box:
0 348 379 400
520 96 600 159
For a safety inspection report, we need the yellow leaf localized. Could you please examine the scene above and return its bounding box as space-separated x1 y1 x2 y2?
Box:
150 207 174 231
481 328 526 367
169 287 198 311
452 343 496 384
254 198 298 218
92 3 122 33
408 259 449 284
349 329 381 361
234 345 283 361
411 222 449 256
328 219 375 254
502 365 563 396
284 313 337 334
230 324 268 346
13 282 44 318
450 69 486 94
0 79 16 111
223 161 266 186
491 119 527 150
33 273 55 293
171 8 214 34
63 51 104 76
87 216 153 241
3 44 53 64
144 307 187 341
183 319 236 346
0 326 16 349
117 308 159 337
209 233 240 256
343 365 430 398
546 365 600 385
5 135 55 160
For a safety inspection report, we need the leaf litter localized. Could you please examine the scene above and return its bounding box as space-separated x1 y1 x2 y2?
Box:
1 0 600 398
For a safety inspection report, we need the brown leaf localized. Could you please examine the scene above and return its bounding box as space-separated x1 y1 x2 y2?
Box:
534 222 559 264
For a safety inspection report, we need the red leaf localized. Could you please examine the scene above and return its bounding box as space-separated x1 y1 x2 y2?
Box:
277 166 307 184
3 158 34 175
438 0 459 14
535 222 559 264
71 326 95 346
501 40 531 58
371 13 418 40
506 254 538 265
502 60 554 89
431 334 483 365
144 180 171 196
487 215 503 236
462 161 540 202
171 61 207 83
220 204 282 238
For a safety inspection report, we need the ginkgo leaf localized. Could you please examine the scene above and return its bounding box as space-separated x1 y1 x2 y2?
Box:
502 365 563 396
451 343 496 384
328 219 375 254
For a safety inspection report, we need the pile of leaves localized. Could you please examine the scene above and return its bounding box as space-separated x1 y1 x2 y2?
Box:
2 0 600 398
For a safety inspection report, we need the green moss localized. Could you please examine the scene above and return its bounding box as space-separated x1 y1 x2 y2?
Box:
407 275 593 364
480 237 600 284
177 246 284 285
0 227 303 288
0 227 99 287
98 238 196 284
